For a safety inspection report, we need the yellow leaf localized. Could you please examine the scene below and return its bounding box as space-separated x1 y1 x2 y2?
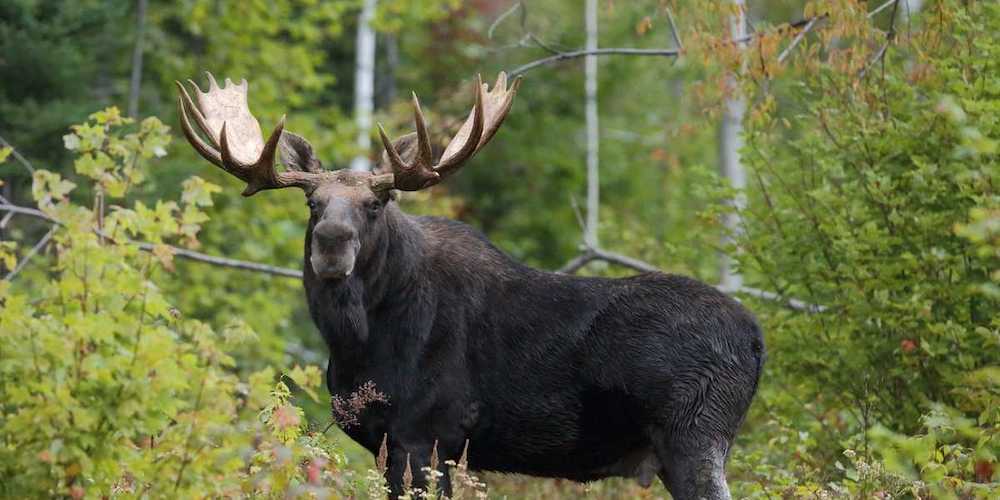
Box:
152 244 176 272
636 16 652 36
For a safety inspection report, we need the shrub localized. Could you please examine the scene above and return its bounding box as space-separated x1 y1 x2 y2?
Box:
0 109 381 498
729 1 999 495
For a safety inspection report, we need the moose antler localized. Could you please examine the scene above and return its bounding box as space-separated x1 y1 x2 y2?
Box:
375 72 522 192
176 73 323 196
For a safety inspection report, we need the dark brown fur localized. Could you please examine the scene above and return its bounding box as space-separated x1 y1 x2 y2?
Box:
292 143 764 499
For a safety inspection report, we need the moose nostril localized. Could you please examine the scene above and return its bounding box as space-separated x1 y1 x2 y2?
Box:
314 222 356 246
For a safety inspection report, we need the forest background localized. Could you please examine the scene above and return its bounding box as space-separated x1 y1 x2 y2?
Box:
0 0 997 498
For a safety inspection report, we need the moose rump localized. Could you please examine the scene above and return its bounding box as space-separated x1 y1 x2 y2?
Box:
424 257 765 496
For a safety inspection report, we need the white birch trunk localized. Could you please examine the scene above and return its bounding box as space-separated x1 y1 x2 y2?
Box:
127 0 148 118
719 0 747 290
584 0 600 248
350 0 378 171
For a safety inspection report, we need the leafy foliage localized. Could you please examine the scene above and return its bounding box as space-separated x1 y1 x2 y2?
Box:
727 1 1000 496
0 112 372 498
2 0 998 498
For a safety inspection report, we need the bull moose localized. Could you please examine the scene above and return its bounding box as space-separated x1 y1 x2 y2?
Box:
176 72 764 499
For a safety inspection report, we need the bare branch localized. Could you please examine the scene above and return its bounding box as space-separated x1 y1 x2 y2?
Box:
0 203 50 221
556 244 824 313
666 7 683 50
860 0 900 80
590 247 659 273
0 202 303 279
858 42 890 79
0 194 14 230
0 134 36 173
725 285 828 313
488 1 521 39
556 250 595 274
3 225 57 282
517 2 565 55
508 14 840 77
133 242 302 278
777 15 823 63
509 47 681 77
568 195 587 235
867 0 899 19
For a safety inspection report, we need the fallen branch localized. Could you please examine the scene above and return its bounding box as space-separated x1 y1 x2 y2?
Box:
0 202 303 279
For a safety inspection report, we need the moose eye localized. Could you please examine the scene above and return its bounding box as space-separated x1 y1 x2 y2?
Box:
366 200 383 217
307 200 318 211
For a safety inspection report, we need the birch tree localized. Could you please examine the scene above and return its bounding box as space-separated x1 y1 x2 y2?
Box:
719 0 747 291
584 0 600 248
351 0 378 171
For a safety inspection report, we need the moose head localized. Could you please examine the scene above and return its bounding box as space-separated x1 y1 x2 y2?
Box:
176 72 520 280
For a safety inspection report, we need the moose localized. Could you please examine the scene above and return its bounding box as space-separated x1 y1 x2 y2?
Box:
176 72 764 499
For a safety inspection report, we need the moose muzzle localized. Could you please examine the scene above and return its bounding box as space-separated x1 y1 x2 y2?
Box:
310 220 360 280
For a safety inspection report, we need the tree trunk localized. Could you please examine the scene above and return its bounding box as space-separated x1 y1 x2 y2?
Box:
719 0 747 291
127 0 148 119
584 0 599 248
377 34 398 108
350 0 378 171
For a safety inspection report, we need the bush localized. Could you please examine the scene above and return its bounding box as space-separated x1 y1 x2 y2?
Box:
729 1 999 496
0 109 376 498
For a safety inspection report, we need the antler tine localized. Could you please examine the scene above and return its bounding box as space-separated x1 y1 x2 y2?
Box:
177 90 223 168
375 121 440 191
435 75 486 174
479 72 522 147
176 73 323 196
177 80 219 148
372 72 519 193
411 93 434 168
237 114 290 196
377 123 407 172
205 71 220 90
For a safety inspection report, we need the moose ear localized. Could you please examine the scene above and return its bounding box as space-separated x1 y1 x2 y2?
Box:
374 132 421 174
279 131 324 173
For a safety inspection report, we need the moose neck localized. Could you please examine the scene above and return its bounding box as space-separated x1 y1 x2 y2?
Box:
303 202 425 354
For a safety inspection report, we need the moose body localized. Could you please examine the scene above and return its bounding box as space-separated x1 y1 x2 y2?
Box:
178 72 764 499
308 204 764 498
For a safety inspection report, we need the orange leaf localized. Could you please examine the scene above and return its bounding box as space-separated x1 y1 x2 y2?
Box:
636 16 653 36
